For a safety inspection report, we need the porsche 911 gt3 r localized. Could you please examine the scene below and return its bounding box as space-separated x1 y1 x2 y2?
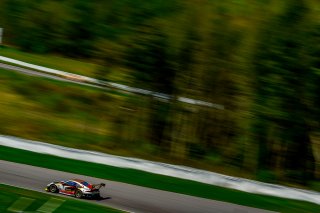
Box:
45 179 105 198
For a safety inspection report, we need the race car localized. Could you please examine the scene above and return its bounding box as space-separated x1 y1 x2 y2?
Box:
45 179 105 198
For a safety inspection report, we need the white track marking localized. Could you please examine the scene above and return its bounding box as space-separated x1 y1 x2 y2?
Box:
7 197 34 212
36 198 65 213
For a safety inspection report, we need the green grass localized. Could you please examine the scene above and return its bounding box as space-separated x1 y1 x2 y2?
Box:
0 146 319 213
0 184 121 213
0 67 141 157
0 46 98 77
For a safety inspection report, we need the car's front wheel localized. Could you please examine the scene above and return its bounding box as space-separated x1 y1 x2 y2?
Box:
75 190 83 198
49 184 58 193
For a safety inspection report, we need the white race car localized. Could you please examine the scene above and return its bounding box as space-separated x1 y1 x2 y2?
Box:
45 179 105 199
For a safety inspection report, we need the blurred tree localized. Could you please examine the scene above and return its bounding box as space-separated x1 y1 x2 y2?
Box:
1 0 32 48
126 24 176 94
126 24 176 149
61 0 97 57
94 38 125 80
252 0 315 183
304 25 320 179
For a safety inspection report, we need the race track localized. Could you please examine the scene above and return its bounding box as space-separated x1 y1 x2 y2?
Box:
0 160 274 213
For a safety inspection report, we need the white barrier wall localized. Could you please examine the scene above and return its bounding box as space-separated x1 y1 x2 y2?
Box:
0 135 320 205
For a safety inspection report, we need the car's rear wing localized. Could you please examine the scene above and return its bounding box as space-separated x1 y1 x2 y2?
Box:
93 183 105 189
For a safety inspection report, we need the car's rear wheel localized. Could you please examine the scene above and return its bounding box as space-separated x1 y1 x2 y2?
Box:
49 184 58 193
75 190 82 198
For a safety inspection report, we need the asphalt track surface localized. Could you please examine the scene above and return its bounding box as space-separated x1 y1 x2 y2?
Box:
0 160 275 213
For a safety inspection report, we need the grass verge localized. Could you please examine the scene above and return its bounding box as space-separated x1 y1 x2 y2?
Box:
0 183 121 213
0 145 319 213
0 46 98 77
0 45 131 84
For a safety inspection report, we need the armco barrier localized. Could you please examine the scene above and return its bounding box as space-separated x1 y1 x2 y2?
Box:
0 56 222 109
0 135 320 204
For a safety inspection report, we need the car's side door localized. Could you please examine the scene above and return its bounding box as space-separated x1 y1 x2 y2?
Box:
63 181 77 194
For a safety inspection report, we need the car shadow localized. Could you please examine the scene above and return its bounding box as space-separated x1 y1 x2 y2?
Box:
97 196 111 201
88 196 111 201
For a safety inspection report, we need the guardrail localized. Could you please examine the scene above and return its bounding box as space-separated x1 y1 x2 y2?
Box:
0 135 320 205
0 56 223 109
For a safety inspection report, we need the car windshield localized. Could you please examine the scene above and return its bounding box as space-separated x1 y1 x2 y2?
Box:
65 181 77 186
81 181 90 187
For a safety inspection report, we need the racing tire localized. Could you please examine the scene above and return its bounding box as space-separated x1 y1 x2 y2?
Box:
49 184 58 193
75 190 83 198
